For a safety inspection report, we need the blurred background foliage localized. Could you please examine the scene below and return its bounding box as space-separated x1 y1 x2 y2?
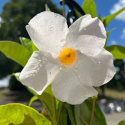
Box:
106 59 125 91
0 0 62 90
0 0 62 41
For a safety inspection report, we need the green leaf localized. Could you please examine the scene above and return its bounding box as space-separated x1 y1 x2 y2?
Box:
66 103 76 125
106 45 125 59
26 85 54 118
75 97 107 125
26 86 38 96
56 102 67 125
24 84 54 117
38 86 59 121
118 119 125 125
0 103 51 125
43 85 53 95
19 37 39 52
13 72 58 120
0 41 31 67
82 0 96 18
13 72 55 115
38 93 53 118
104 29 115 48
104 31 111 48
102 7 125 27
19 81 54 118
20 37 33 52
12 71 57 121
28 96 39 107
32 42 39 51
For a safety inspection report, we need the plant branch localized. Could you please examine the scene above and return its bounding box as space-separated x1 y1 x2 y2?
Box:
89 96 97 125
62 0 65 17
56 102 64 125
66 103 77 125
52 96 57 124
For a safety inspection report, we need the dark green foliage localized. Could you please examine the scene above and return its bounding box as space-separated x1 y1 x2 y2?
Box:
8 75 26 90
0 0 62 41
75 97 107 125
107 59 125 90
0 52 20 79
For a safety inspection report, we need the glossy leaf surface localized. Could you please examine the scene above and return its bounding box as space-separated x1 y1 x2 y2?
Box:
82 0 96 18
104 29 115 48
0 41 31 66
0 103 51 125
106 45 125 59
56 102 67 125
67 104 76 125
102 7 125 27
20 37 33 52
75 97 107 125
28 96 39 107
32 42 39 51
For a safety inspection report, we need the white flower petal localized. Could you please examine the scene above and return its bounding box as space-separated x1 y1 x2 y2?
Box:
26 11 69 57
66 14 106 56
38 65 60 95
76 49 116 87
42 51 57 64
20 51 59 95
52 68 98 105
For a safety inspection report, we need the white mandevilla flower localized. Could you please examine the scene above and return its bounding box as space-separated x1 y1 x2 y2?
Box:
20 11 116 104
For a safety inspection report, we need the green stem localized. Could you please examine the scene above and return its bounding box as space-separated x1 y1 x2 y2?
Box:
89 97 96 125
66 103 77 125
62 0 65 17
56 102 64 125
52 96 57 124
80 117 88 125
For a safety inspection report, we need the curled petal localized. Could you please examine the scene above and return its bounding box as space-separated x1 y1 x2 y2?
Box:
20 51 59 95
76 49 116 87
66 14 106 56
26 11 69 57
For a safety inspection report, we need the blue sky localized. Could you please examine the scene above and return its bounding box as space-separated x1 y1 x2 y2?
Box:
0 0 125 47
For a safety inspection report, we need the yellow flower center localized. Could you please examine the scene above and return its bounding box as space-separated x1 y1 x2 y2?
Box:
58 48 76 65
